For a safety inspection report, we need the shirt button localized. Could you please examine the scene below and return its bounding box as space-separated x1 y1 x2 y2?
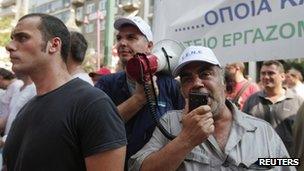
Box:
222 160 229 167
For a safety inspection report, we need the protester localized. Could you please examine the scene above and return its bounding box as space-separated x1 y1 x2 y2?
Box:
115 59 124 72
95 16 184 165
0 89 4 96
0 89 4 103
0 68 23 117
0 68 23 170
285 68 304 99
293 102 304 170
243 60 303 155
89 67 111 85
3 13 126 170
129 46 293 170
224 71 236 98
0 73 36 140
66 31 93 85
225 62 259 110
0 73 35 170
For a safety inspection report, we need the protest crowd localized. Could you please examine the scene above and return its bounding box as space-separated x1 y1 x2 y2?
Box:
0 12 303 171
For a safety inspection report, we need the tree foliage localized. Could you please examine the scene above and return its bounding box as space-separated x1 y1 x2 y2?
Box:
0 16 13 29
0 32 10 47
0 16 13 47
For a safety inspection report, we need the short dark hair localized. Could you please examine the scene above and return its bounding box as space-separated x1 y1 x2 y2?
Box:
69 31 88 63
19 13 70 62
262 60 285 73
224 71 236 94
0 68 15 80
288 68 303 82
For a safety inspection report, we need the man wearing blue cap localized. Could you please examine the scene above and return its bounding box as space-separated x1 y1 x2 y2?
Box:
129 46 294 171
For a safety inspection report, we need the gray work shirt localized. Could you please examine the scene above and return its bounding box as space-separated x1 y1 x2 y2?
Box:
242 89 303 155
242 89 303 129
293 103 304 170
129 101 295 171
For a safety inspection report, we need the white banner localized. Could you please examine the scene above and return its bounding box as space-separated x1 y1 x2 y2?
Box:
153 0 304 65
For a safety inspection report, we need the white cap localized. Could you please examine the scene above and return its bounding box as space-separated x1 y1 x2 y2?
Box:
114 16 153 42
173 46 221 77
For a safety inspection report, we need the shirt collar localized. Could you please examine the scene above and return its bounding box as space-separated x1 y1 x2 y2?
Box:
225 100 257 154
226 100 257 132
258 88 297 100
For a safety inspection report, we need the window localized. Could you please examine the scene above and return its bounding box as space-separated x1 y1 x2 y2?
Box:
33 0 69 14
85 23 94 33
100 20 105 31
86 3 96 14
63 0 70 7
52 1 62 12
76 7 83 20
101 10 107 17
99 0 107 11
118 0 139 5
55 11 70 23
149 0 154 13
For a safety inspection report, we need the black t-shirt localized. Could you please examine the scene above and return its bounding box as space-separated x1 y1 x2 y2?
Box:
3 79 127 171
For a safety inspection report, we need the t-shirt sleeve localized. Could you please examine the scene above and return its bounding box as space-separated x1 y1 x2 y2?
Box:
128 113 171 170
78 97 127 157
252 83 260 92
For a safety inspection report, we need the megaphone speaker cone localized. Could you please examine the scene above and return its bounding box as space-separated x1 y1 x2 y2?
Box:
152 39 185 75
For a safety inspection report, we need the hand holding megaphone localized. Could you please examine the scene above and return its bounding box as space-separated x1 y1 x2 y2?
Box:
125 39 185 84
126 53 158 84
132 76 159 104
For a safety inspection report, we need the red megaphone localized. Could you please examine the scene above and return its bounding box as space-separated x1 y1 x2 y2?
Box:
126 53 158 84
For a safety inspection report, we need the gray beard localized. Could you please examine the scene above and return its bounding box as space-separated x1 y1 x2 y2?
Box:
210 97 225 118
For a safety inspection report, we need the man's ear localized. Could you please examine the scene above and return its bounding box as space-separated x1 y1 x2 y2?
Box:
235 65 240 71
48 37 61 54
281 72 286 81
147 41 153 52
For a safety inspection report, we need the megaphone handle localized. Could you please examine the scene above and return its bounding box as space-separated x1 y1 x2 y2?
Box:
143 80 176 140
161 47 172 75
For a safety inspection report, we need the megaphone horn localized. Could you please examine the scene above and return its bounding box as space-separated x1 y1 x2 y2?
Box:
152 39 185 74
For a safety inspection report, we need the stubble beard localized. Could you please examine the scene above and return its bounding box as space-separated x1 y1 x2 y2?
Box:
209 91 226 118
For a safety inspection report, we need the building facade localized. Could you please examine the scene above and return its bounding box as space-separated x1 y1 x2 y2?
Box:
75 0 154 68
0 0 154 69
